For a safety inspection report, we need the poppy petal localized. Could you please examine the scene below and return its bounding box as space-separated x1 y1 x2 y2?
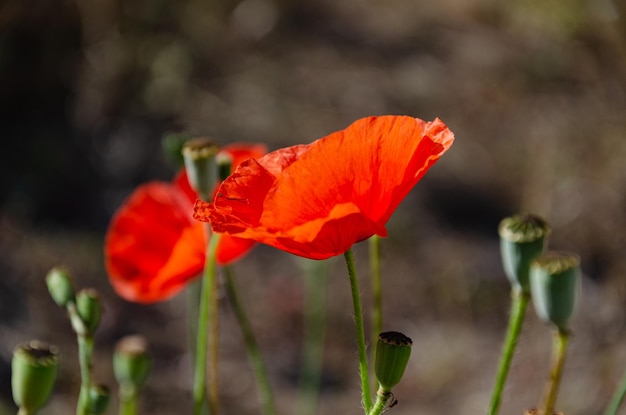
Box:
105 182 206 303
106 143 267 303
196 115 454 260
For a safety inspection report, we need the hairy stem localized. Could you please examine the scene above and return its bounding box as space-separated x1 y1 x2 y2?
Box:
344 248 372 413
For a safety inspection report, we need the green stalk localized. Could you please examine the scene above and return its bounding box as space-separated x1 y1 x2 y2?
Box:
368 235 382 379
223 266 277 415
542 329 570 415
344 249 373 414
67 301 94 415
603 365 626 415
192 230 222 415
118 385 138 415
368 385 392 415
487 290 530 415
77 335 94 415
296 260 329 415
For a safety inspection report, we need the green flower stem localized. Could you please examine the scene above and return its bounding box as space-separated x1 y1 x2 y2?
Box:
296 260 329 415
77 335 94 415
368 385 392 415
368 235 382 373
603 365 626 415
344 248 373 414
118 385 138 415
488 290 530 415
542 329 570 415
17 408 33 415
223 266 277 415
192 228 222 415
67 302 94 415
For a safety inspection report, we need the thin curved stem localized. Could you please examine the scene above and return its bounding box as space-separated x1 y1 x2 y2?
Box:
542 329 570 415
344 249 372 414
487 290 530 415
223 266 277 415
603 365 626 415
192 228 222 415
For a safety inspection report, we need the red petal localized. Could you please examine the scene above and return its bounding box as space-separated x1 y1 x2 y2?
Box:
105 182 206 303
201 116 454 260
107 143 267 302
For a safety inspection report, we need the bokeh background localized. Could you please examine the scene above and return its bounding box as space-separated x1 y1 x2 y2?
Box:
2 0 626 414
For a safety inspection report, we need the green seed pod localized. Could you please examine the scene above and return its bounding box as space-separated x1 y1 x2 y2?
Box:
113 335 151 391
375 331 412 392
12 340 59 413
76 289 102 336
182 138 219 201
46 267 76 307
89 384 111 415
530 252 580 331
217 151 233 181
499 213 551 294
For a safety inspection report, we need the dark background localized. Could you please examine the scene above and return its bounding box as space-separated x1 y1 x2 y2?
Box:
2 0 626 414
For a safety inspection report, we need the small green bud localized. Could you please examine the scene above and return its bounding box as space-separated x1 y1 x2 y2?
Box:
375 331 412 392
12 340 59 413
46 267 76 307
530 252 580 331
499 213 551 294
89 384 111 415
182 138 219 201
113 335 151 391
76 289 102 336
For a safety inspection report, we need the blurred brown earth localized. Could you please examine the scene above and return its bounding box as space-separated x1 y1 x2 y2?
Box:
2 0 626 414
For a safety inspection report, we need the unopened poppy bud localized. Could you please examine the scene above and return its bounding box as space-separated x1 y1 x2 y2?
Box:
182 138 219 201
217 151 233 181
499 213 551 294
89 384 110 415
46 267 75 307
530 252 580 331
76 289 102 335
113 335 151 391
12 340 59 413
375 331 412 391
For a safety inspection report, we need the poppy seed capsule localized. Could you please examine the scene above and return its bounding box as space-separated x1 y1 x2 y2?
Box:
375 331 412 391
113 335 151 392
530 252 580 331
182 138 219 201
12 341 59 413
499 213 551 294
46 267 75 307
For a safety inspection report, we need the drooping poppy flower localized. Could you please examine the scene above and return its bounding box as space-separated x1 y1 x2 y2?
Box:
105 144 267 303
193 116 454 260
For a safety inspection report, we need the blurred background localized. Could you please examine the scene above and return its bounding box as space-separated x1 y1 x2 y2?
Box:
2 0 626 414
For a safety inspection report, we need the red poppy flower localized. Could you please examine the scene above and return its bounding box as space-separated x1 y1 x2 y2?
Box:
105 144 267 303
193 116 454 260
